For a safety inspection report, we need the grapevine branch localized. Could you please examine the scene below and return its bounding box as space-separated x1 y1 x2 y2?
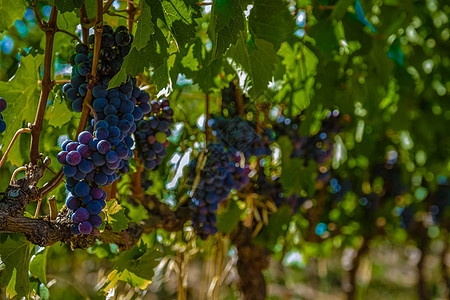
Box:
0 161 189 248
30 6 58 165
80 1 89 43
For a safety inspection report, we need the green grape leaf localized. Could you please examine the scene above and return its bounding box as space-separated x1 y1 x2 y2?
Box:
0 54 43 167
228 34 279 97
114 242 163 280
217 199 243 234
248 0 295 50
133 0 154 51
29 247 48 285
46 97 74 128
109 27 169 90
0 234 31 299
105 201 129 232
145 0 201 47
253 206 291 249
54 0 82 13
208 0 245 58
101 242 162 293
0 0 27 32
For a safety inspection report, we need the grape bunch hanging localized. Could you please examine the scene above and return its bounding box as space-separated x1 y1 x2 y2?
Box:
187 143 246 239
58 26 163 235
134 98 174 190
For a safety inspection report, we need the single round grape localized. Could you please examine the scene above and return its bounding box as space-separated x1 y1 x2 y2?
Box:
57 151 68 165
73 207 89 223
93 97 108 112
115 30 131 46
78 131 93 145
87 200 103 215
95 120 109 129
66 151 82 166
101 33 115 48
104 104 117 116
75 43 89 54
63 165 77 177
0 98 6 113
66 88 78 100
105 151 119 163
74 53 88 64
78 159 95 173
74 181 90 197
155 131 167 144
70 224 81 235
66 196 81 210
92 152 106 166
89 215 103 228
78 221 93 234
94 172 108 185
91 187 103 199
72 98 83 112
97 140 111 154
92 85 108 98
95 127 109 140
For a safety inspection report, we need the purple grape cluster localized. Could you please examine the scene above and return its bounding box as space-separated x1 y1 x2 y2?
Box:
58 26 149 235
62 25 132 112
134 98 174 190
58 131 108 235
187 143 242 239
0 97 6 133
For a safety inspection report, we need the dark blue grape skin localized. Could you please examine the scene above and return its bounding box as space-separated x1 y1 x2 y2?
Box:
66 196 81 210
70 224 81 235
62 28 164 236
89 215 103 227
72 207 89 223
66 88 78 100
87 200 103 215
78 221 93 234
74 182 90 197
93 98 108 112
92 85 108 98
95 172 108 185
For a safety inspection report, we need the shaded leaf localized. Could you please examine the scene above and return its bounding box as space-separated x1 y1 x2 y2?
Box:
0 0 27 32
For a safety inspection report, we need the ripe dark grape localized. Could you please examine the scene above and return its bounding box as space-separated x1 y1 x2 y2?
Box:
187 143 247 239
59 27 156 235
133 97 173 190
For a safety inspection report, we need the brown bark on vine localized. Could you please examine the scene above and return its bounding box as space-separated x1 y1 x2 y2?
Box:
231 224 270 300
0 159 189 249
30 6 58 165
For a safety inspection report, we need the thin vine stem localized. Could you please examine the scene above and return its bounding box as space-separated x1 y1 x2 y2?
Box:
30 6 58 165
56 28 82 43
76 0 103 139
103 0 115 13
0 128 32 169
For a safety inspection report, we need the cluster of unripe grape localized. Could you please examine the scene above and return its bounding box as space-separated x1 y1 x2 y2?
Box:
0 97 6 133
